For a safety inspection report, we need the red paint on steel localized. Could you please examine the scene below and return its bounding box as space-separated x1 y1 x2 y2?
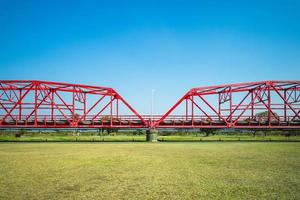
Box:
0 80 147 128
0 80 299 129
154 80 300 129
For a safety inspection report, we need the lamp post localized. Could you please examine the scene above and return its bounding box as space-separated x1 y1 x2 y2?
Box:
151 89 156 125
147 89 158 142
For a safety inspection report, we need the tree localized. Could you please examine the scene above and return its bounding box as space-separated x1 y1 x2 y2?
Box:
255 111 278 122
201 129 216 137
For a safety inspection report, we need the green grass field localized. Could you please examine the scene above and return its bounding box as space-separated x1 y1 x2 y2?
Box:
0 143 300 199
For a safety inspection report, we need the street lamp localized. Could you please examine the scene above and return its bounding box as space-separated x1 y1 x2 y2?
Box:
151 89 156 125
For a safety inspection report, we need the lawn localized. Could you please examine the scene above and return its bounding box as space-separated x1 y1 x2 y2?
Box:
0 143 300 199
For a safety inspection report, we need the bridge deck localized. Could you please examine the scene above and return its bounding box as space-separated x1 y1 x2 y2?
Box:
1 115 300 129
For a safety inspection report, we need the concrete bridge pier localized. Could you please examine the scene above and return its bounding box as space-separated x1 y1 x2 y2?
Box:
146 128 158 142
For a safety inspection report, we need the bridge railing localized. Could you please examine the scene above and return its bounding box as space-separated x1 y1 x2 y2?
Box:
0 114 148 128
154 115 300 128
1 114 299 128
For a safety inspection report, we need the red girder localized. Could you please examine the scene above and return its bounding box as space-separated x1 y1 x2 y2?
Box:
0 80 300 129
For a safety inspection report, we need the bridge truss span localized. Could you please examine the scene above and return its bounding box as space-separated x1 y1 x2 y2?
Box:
155 81 300 129
0 80 147 128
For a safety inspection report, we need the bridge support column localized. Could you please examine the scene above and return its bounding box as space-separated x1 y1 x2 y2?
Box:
146 128 158 142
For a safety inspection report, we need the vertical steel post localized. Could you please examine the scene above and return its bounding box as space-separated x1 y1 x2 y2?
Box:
191 96 194 126
229 88 232 122
51 90 54 121
110 95 113 126
72 87 75 126
19 89 22 120
251 91 254 119
116 98 119 119
284 89 287 122
83 93 86 120
34 82 38 126
267 83 271 126
185 98 188 120
218 93 221 121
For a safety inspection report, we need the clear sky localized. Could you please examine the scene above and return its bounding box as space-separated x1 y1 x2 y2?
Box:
1 0 300 114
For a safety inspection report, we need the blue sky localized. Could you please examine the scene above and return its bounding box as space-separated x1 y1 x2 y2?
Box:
1 0 300 114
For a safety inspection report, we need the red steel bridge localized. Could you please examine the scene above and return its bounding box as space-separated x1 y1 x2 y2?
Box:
0 80 299 129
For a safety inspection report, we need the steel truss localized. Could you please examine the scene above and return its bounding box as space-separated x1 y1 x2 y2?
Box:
1 80 299 129
0 80 146 128
155 81 300 129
